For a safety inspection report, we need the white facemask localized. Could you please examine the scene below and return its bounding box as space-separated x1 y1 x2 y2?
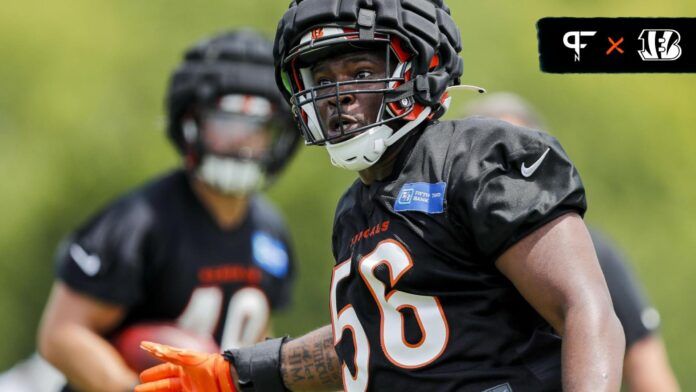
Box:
196 155 264 195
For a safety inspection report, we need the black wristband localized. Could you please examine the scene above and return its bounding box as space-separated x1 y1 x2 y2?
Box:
223 337 289 392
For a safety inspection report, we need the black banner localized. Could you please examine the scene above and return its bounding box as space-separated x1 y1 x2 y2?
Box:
538 17 696 73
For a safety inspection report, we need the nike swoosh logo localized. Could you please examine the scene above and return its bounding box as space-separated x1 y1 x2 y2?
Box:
69 244 101 277
520 147 551 178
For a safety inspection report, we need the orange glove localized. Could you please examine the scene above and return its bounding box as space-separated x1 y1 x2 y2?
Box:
134 341 237 392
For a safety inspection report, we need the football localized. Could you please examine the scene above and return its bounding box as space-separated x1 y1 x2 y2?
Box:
112 323 220 372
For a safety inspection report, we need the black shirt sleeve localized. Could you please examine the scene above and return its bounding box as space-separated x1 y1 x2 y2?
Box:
268 230 295 311
55 195 154 306
590 229 658 347
250 196 296 311
448 117 587 261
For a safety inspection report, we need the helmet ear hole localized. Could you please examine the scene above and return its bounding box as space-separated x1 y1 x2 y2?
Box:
182 118 198 144
180 115 202 170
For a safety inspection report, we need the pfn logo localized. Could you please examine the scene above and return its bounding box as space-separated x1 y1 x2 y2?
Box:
638 29 682 61
563 31 597 61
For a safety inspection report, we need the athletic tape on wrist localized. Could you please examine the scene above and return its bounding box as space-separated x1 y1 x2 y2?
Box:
223 336 289 392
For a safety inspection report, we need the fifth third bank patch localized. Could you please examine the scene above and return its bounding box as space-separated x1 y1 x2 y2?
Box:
538 18 696 73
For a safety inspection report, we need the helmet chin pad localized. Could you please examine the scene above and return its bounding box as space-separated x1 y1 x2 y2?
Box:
325 125 393 171
325 106 431 171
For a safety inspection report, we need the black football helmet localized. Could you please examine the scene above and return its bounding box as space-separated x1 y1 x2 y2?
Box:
167 30 301 192
273 0 476 171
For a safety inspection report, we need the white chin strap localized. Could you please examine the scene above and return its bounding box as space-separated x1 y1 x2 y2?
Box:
325 106 432 171
196 155 263 195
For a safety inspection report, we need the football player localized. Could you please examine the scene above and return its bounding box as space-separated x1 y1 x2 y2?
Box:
37 30 300 392
135 1 625 391
465 92 680 392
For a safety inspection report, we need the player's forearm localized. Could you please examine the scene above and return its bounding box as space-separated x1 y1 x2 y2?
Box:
39 323 137 392
624 336 680 392
280 325 342 391
561 304 625 392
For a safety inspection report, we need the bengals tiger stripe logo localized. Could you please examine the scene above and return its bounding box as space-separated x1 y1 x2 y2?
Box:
311 28 324 40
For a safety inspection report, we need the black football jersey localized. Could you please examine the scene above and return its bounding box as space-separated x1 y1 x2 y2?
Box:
57 170 294 348
591 229 659 348
330 117 586 392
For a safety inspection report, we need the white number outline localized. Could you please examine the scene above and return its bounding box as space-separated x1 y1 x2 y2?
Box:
177 286 270 349
330 239 450 391
358 239 449 369
220 287 270 349
331 259 370 392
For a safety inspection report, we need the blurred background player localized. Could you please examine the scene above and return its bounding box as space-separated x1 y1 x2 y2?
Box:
34 29 300 392
465 92 680 392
